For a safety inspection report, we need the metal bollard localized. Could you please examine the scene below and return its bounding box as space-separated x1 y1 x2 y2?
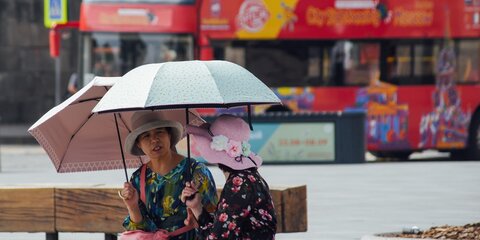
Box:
105 233 118 240
46 232 59 240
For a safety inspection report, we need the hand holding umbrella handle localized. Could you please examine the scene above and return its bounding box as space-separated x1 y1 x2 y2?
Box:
119 182 140 206
118 190 127 200
185 191 198 201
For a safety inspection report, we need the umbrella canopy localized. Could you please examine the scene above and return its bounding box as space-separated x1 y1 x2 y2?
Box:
92 60 281 113
28 76 203 174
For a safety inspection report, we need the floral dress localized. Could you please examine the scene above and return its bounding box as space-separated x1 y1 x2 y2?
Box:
197 168 277 240
123 158 218 240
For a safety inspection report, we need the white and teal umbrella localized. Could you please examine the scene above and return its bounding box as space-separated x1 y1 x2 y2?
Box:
92 60 281 113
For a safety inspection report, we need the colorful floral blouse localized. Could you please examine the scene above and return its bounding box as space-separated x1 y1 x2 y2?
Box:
123 158 218 240
197 168 277 240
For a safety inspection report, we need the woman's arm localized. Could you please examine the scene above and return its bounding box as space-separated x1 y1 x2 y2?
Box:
120 182 143 223
121 175 156 231
193 163 219 212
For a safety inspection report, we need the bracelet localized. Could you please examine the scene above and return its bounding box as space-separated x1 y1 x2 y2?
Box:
118 190 126 200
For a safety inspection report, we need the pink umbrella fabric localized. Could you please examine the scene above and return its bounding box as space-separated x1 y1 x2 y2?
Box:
28 76 203 174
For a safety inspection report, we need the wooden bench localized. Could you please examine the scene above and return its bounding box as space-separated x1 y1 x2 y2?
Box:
0 185 306 239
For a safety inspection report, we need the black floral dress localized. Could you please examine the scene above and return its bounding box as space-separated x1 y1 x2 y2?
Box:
197 168 277 240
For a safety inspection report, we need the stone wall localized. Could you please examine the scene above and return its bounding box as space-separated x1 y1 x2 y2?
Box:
0 0 80 124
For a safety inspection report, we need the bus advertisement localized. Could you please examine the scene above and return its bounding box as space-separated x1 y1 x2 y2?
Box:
53 0 480 160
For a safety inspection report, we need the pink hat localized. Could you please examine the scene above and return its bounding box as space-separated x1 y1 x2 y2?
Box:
186 114 262 170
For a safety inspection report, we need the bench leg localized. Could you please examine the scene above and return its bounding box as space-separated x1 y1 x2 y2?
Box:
105 233 118 240
46 232 58 240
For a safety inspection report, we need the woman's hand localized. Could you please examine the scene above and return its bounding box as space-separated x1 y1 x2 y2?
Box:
119 182 143 224
181 182 199 205
181 181 203 218
119 182 139 208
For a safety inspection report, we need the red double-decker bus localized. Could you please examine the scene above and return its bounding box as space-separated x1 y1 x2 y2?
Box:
199 0 480 160
53 0 480 160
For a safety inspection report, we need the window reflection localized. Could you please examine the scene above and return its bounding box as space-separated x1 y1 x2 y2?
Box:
415 44 439 77
387 44 411 79
329 41 379 86
82 33 193 81
457 40 480 83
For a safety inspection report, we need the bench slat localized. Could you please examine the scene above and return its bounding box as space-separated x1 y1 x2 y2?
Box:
55 188 126 233
0 188 55 232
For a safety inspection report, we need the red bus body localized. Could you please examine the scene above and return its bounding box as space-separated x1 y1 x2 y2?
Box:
199 0 480 159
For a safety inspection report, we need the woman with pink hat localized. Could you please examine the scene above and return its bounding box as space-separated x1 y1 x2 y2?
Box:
117 111 218 240
181 114 277 239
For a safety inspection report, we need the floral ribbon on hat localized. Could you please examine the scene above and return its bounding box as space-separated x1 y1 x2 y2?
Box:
210 135 251 158
207 127 257 167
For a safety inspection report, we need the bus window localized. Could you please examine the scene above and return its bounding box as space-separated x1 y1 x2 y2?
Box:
327 41 379 86
413 42 438 84
245 42 308 87
328 41 347 85
386 44 411 84
353 43 379 85
385 41 439 85
93 42 120 77
457 40 480 83
217 41 319 87
322 47 331 85
224 46 245 67
308 47 322 85
82 32 193 81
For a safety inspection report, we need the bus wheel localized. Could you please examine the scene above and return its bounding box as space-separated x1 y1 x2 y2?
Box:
450 150 466 160
465 115 480 160
370 151 411 160
389 151 412 160
370 151 386 159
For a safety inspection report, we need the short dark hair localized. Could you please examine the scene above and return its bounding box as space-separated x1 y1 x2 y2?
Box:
218 163 234 173
218 163 256 173
135 127 173 144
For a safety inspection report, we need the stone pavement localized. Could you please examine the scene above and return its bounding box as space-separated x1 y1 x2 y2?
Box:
0 145 479 239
